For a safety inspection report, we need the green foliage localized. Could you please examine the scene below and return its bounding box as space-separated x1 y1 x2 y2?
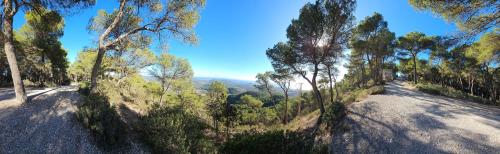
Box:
397 31 434 84
76 93 126 149
222 130 325 154
341 86 385 104
323 102 346 128
238 94 263 108
416 83 491 104
14 9 70 86
141 105 216 153
206 81 228 124
233 94 280 125
408 0 498 37
465 30 500 64
235 95 263 125
255 71 274 97
349 12 396 86
78 82 91 95
69 49 108 81
267 0 356 114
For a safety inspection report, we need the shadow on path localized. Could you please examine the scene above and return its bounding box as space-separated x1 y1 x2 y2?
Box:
0 86 100 153
331 81 500 153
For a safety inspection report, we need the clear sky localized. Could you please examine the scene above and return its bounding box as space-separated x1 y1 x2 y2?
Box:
13 0 458 82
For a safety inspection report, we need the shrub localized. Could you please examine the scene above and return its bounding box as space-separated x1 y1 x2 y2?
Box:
222 130 325 154
322 102 346 128
341 86 385 104
141 105 216 153
76 93 127 149
368 86 385 95
416 83 491 104
78 82 90 95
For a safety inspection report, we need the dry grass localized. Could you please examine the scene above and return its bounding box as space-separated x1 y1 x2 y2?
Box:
286 109 321 131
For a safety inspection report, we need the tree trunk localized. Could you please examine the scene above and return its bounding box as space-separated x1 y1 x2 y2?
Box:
3 0 27 104
412 53 418 84
297 84 302 116
470 76 474 95
89 0 126 94
327 66 334 104
366 53 373 84
334 75 339 101
283 92 288 124
360 63 366 87
311 82 325 114
90 47 106 93
459 77 464 91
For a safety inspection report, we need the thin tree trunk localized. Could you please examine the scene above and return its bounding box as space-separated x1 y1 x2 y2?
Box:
333 75 339 101
327 65 334 104
283 92 288 124
366 53 373 84
470 76 474 95
412 53 418 84
297 83 302 116
3 0 27 104
360 63 366 87
90 47 106 93
312 83 325 114
459 77 464 91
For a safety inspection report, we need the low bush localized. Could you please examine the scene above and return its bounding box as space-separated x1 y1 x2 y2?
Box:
322 102 346 128
222 130 326 154
141 105 216 153
416 83 491 104
341 85 385 104
75 93 127 149
78 82 90 95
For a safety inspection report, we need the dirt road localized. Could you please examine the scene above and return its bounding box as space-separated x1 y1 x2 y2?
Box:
0 86 101 153
332 81 500 153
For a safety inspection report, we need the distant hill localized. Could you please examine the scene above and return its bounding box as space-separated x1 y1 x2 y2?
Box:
192 77 301 96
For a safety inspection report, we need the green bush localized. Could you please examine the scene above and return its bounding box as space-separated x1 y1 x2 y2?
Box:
222 130 325 154
76 93 127 149
141 105 216 153
78 82 90 95
368 86 385 95
341 86 385 103
322 102 346 128
416 83 491 104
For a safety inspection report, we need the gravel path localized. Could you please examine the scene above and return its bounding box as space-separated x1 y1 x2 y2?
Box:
0 86 101 153
331 81 500 153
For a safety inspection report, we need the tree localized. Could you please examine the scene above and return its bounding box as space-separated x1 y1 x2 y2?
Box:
397 32 434 84
270 71 292 124
346 45 367 88
111 48 156 86
88 0 205 93
1 0 94 103
465 30 500 101
429 36 454 87
409 0 499 37
149 53 193 105
350 12 395 85
254 71 274 97
69 48 109 82
206 81 228 136
267 0 355 114
17 9 69 86
235 94 264 125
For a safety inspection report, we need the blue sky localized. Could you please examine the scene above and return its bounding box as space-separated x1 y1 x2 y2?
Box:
13 0 458 81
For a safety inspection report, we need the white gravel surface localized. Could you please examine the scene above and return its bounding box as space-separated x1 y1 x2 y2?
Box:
0 86 147 153
331 81 500 153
